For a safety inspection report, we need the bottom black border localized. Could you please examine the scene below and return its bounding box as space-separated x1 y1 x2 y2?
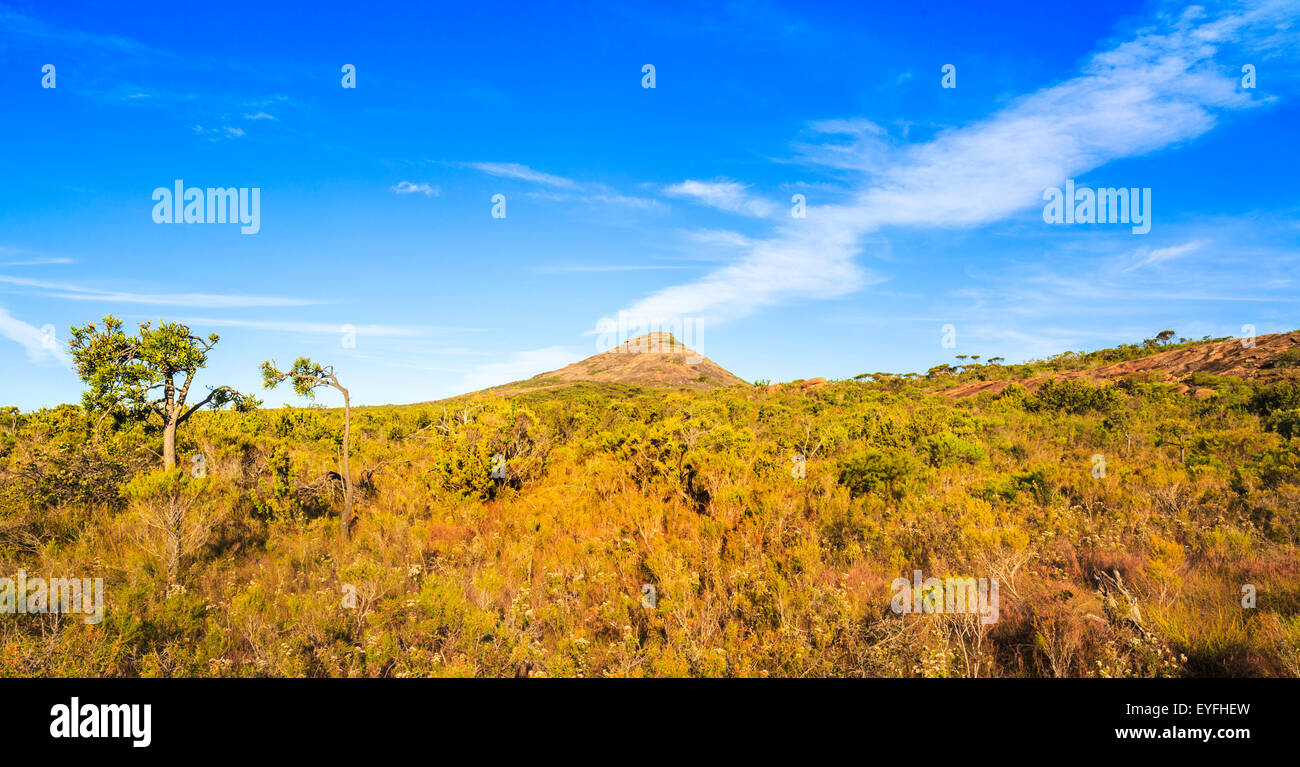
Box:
2 678 1286 755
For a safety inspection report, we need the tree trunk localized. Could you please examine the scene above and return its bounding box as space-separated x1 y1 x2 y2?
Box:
162 418 178 470
340 388 352 542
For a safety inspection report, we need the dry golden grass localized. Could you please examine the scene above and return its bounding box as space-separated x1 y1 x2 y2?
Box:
2 369 1298 677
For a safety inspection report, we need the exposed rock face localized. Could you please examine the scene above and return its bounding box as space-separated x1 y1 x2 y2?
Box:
944 332 1300 399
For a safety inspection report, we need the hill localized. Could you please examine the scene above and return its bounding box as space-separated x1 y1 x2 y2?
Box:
478 332 750 396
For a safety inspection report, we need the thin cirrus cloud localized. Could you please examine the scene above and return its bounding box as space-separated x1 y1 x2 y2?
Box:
177 317 481 337
1 258 75 266
0 249 74 266
0 275 324 308
534 264 696 274
460 162 580 189
1124 240 1206 271
460 161 662 209
0 5 168 58
613 2 1293 329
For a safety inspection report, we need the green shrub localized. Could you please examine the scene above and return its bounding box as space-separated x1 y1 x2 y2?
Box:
1265 409 1300 440
921 431 986 467
837 448 919 501
251 445 307 522
1251 382 1300 417
1027 379 1122 415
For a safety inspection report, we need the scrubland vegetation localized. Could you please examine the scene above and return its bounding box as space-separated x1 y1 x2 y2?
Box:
2 329 1299 677
919 329 1227 381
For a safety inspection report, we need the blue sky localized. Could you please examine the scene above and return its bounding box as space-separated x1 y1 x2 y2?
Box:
1 0 1298 410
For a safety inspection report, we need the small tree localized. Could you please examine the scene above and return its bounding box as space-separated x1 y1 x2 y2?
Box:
69 316 254 469
260 358 354 539
1104 407 1138 456
125 468 223 586
1156 418 1193 464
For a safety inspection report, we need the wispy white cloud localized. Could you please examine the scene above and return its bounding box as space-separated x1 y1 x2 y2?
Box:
0 248 74 267
586 191 663 209
0 258 73 266
191 124 245 140
613 2 1293 329
454 346 581 393
806 117 888 136
461 162 579 189
243 111 276 120
921 221 1299 363
685 229 755 248
792 118 895 173
534 264 695 273
621 208 879 326
177 317 480 336
463 162 662 209
1124 240 1205 271
0 308 71 367
0 275 323 308
663 179 777 218
0 6 170 58
391 181 439 196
